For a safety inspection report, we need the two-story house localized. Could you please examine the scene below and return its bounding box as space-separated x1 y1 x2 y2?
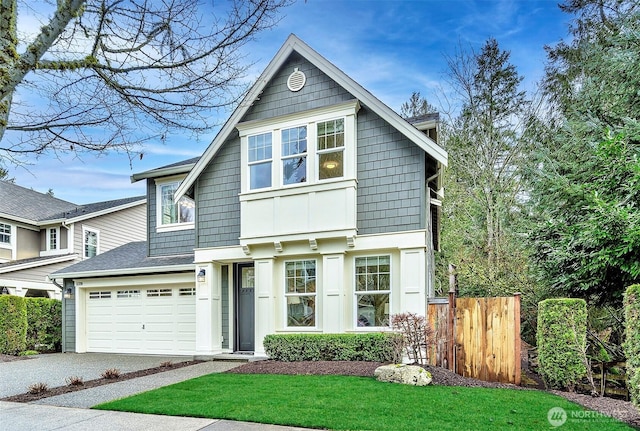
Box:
0 180 146 299
52 34 447 357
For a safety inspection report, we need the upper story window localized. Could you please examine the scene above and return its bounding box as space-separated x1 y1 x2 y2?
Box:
317 119 344 180
48 228 58 250
84 228 98 258
0 223 11 244
238 100 360 193
248 133 272 189
156 177 195 231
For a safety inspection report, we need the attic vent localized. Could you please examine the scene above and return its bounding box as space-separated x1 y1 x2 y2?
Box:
287 68 306 92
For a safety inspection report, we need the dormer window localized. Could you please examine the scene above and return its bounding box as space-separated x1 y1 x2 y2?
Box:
156 177 195 232
0 223 10 244
48 228 58 250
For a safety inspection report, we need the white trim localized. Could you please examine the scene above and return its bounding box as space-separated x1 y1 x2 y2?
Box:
155 176 195 231
353 254 392 330
46 226 60 252
0 254 77 274
283 258 318 330
75 272 193 288
82 226 100 259
50 262 195 280
175 34 447 202
61 199 146 225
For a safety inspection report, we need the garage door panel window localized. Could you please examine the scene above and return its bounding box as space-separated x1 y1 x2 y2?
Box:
89 291 111 299
147 288 172 297
355 255 391 328
179 287 196 296
117 290 140 298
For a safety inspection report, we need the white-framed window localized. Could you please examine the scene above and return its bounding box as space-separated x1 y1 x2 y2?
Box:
355 255 391 328
0 223 12 244
48 227 58 250
281 126 307 185
155 177 195 231
248 132 273 190
285 260 316 327
317 118 344 180
83 228 99 258
179 287 196 296
238 100 359 193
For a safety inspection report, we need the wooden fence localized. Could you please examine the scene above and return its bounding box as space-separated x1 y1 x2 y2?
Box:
428 291 521 385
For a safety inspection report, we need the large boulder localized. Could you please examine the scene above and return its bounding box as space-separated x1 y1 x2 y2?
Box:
374 364 432 386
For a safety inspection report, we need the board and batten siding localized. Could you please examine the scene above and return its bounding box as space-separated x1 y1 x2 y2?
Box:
195 136 242 249
73 204 147 257
147 180 196 257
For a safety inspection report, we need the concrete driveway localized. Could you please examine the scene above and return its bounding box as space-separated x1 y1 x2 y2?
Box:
0 352 194 398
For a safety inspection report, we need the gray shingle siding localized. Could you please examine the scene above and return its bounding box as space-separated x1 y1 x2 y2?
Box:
356 107 426 234
147 178 196 257
242 53 353 122
196 135 241 248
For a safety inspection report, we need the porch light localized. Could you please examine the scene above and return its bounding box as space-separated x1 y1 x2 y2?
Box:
63 287 73 299
197 269 206 283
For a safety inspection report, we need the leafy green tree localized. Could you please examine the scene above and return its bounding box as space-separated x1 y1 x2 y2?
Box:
437 38 535 298
528 0 640 305
0 0 290 165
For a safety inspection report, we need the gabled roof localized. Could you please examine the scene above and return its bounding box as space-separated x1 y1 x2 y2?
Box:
0 254 77 274
0 180 145 226
0 181 77 223
50 241 194 279
131 157 199 183
175 34 448 201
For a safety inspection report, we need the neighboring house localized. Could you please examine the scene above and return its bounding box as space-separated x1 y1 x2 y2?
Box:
52 34 448 357
0 181 146 299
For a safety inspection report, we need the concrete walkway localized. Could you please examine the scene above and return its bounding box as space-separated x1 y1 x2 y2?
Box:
0 353 312 431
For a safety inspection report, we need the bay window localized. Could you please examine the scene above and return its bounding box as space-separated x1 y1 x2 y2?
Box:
285 260 316 327
355 255 391 327
317 118 344 180
248 132 273 189
281 126 307 185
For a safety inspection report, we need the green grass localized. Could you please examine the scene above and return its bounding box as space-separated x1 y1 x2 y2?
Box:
94 374 633 431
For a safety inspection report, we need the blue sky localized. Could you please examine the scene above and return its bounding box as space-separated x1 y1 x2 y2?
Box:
10 0 570 203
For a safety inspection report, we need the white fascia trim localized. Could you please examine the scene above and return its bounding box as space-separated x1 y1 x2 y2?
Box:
131 163 197 183
175 34 447 201
0 254 78 274
50 263 195 280
0 213 39 229
41 199 147 225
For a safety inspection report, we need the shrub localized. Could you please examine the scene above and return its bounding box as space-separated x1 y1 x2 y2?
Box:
391 313 435 365
263 333 403 363
27 382 49 394
66 376 84 386
25 298 62 352
536 298 587 389
0 295 27 355
624 284 640 407
101 368 121 379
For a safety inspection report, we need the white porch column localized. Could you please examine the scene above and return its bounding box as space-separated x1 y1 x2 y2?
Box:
322 253 344 333
254 258 275 355
195 262 222 354
399 248 426 316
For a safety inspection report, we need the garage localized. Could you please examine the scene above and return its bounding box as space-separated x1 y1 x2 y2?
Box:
85 284 196 355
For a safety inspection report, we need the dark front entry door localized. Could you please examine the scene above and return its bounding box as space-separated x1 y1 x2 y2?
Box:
234 263 255 352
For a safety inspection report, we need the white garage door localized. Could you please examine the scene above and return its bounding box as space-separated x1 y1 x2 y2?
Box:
86 285 196 354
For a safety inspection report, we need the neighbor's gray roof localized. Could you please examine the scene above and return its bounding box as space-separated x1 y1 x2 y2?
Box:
0 180 144 224
0 254 76 272
131 157 199 183
45 196 145 221
0 181 77 222
51 241 194 278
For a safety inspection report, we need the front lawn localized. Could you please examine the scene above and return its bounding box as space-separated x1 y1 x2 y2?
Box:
94 374 632 430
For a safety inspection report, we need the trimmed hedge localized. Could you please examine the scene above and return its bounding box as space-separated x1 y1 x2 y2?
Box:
536 298 587 389
624 284 640 407
263 333 403 363
0 295 28 354
25 298 62 352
